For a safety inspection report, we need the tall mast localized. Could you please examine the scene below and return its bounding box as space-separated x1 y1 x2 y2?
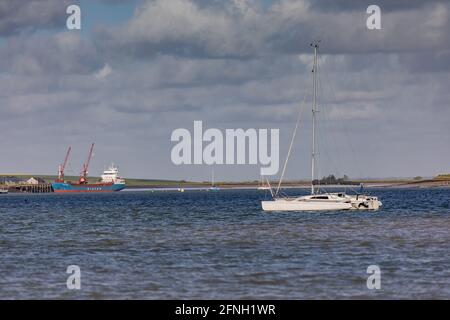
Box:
311 41 319 195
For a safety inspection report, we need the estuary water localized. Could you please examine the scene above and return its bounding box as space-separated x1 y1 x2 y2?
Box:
0 188 449 299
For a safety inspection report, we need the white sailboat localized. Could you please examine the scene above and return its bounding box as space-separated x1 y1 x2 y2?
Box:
262 42 381 212
208 167 220 191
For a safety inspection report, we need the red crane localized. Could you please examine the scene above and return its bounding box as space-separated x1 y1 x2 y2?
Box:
79 143 95 184
57 146 72 182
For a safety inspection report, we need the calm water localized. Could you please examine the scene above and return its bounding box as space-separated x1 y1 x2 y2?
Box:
0 188 449 299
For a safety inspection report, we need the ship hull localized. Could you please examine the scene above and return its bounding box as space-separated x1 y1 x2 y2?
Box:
51 182 125 193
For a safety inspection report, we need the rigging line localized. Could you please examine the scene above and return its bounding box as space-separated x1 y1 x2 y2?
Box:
317 73 341 181
275 81 309 197
317 55 342 177
318 55 349 180
318 54 364 184
318 55 361 194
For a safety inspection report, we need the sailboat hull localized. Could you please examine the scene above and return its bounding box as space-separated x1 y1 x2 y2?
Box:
262 199 353 211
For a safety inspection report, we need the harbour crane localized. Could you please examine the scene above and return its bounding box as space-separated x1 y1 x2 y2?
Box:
57 146 72 182
79 143 94 184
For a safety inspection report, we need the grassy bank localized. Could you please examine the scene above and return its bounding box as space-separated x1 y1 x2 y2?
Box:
1 174 449 188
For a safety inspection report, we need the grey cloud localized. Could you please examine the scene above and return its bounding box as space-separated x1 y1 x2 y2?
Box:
307 0 449 12
0 0 73 36
398 51 450 72
97 0 450 60
0 32 102 75
1 49 448 179
0 0 449 180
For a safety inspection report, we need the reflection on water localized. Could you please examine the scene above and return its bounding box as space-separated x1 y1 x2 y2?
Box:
0 188 449 299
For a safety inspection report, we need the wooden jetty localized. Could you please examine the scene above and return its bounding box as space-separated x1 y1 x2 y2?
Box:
4 183 53 193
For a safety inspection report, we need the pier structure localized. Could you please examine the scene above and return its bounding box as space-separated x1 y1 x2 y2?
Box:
6 183 53 193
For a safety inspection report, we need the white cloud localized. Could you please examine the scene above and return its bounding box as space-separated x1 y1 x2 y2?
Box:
94 63 113 79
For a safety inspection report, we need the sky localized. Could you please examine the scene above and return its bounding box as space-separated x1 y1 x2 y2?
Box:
0 0 449 181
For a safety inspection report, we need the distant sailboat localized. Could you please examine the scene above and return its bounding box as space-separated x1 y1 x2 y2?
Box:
208 167 220 191
257 175 270 190
262 42 382 211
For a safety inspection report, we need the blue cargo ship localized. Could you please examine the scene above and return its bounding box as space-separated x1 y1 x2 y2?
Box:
52 144 126 193
51 165 126 193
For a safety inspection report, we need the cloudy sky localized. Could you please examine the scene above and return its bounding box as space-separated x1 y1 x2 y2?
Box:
0 0 449 181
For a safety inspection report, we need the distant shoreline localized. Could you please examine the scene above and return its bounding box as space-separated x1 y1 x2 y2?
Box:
1 174 449 190
119 179 450 190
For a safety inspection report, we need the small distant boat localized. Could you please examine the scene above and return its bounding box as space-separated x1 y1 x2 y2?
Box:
208 167 220 191
257 175 270 190
0 188 8 194
51 144 126 193
262 42 381 212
